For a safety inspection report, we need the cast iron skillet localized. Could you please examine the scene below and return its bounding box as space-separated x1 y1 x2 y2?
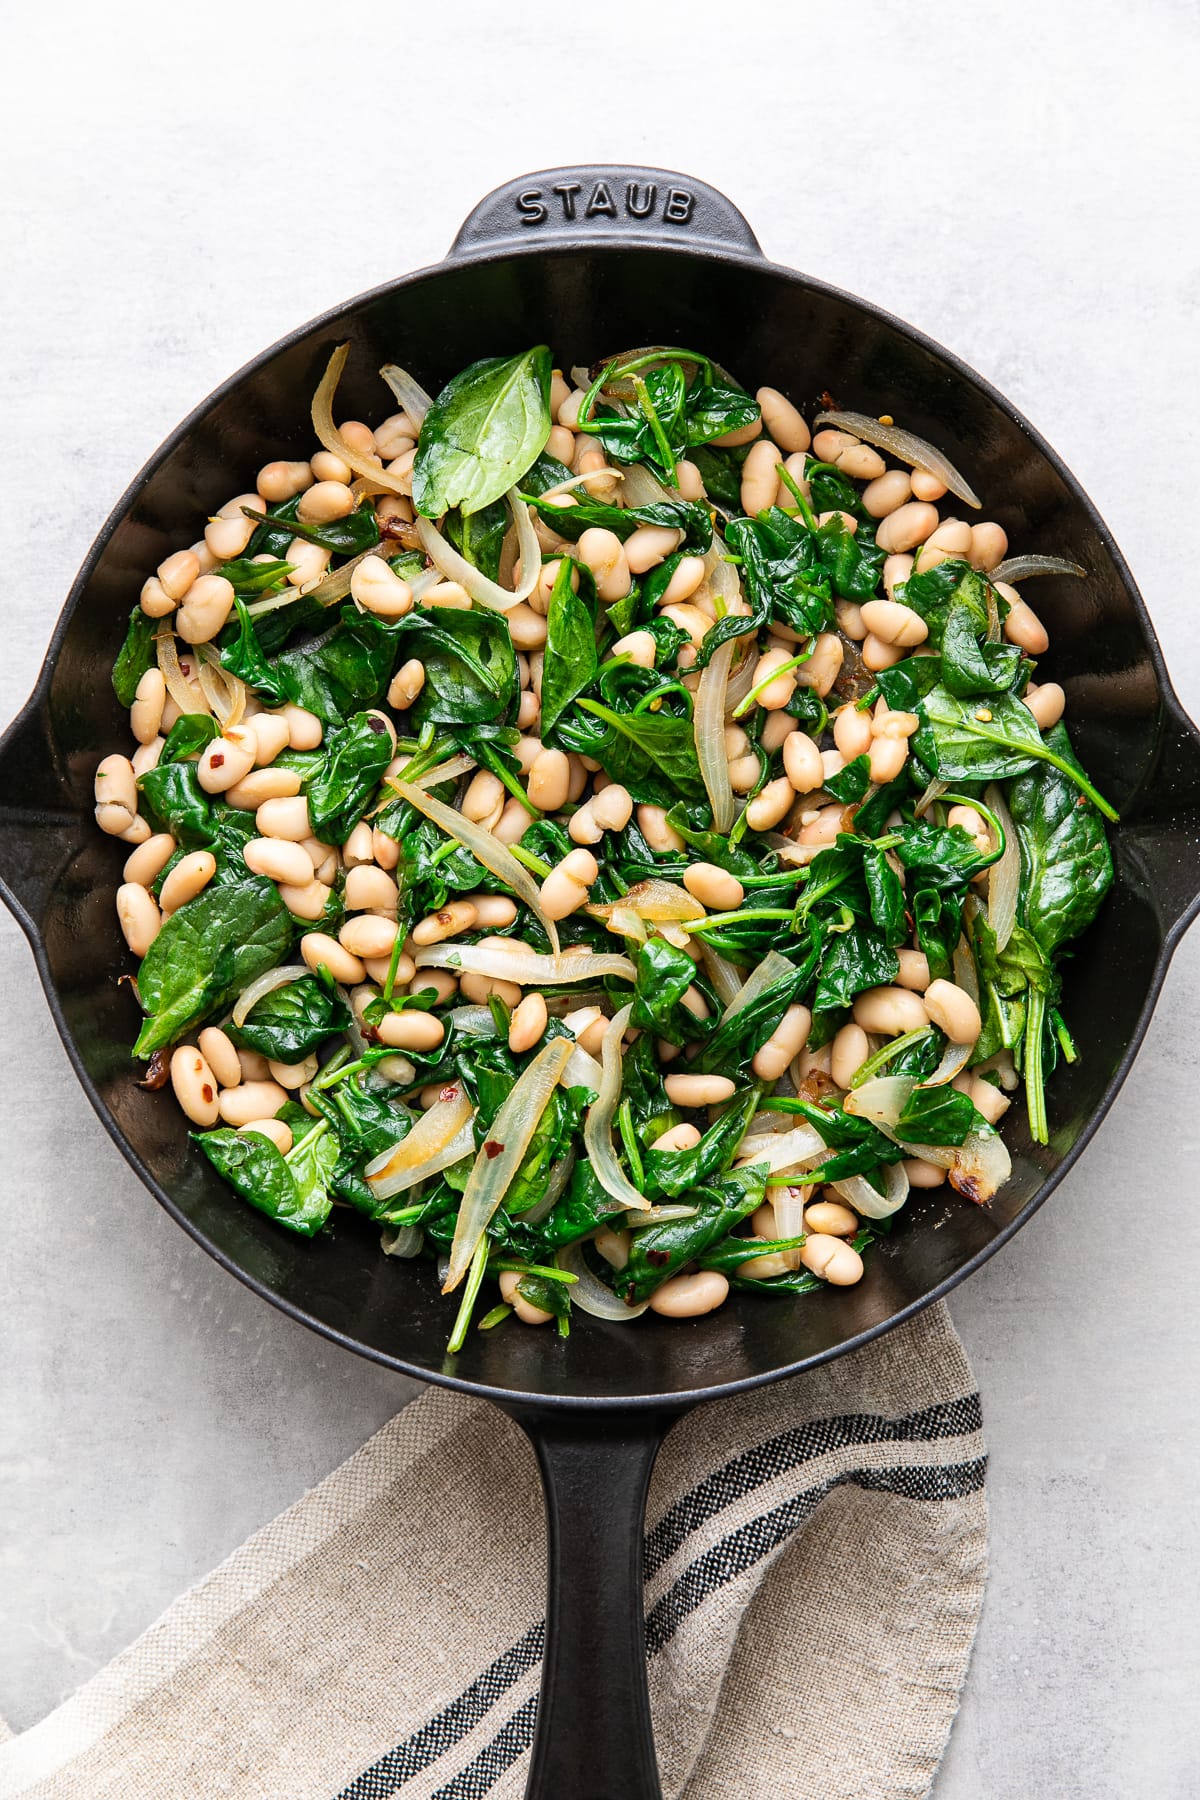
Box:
3 165 1200 1797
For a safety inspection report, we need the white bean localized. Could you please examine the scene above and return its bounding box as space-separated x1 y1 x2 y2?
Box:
783 732 824 794
923 978 982 1045
741 439 783 515
859 598 928 647
875 502 939 555
799 1235 864 1285
745 778 795 832
176 574 235 644
751 1004 812 1081
683 863 744 910
831 1022 870 1089
648 1270 730 1317
218 1080 289 1128
116 882 161 956
170 1046 220 1126
862 469 913 518
638 805 684 853
301 932 364 985
756 387 810 453
199 1026 242 1089
663 1074 736 1106
123 833 175 887
509 993 548 1054
853 986 930 1035
160 850 216 913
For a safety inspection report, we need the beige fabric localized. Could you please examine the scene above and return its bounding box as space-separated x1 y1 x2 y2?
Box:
0 1302 985 1800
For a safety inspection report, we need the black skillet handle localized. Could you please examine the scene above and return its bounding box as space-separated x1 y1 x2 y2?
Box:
0 693 80 941
1123 701 1200 946
448 165 763 260
506 1405 682 1800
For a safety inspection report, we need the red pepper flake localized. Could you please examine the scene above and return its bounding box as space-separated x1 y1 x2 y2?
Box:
440 1084 460 1103
484 1140 504 1159
647 1249 670 1267
211 752 224 768
201 1084 214 1104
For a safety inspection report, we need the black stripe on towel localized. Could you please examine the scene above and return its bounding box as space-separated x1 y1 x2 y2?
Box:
645 1454 987 1654
333 1400 984 1800
645 1394 983 1577
334 1627 543 1800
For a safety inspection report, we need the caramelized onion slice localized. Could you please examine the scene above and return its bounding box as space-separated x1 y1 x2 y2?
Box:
813 409 981 509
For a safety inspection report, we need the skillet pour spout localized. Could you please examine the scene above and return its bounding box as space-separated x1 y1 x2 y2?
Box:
3 165 1200 1800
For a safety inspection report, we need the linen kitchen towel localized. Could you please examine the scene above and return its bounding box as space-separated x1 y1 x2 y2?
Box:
0 1300 986 1800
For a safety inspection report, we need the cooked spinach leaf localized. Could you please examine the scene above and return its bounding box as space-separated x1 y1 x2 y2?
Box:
413 346 553 518
134 877 292 1057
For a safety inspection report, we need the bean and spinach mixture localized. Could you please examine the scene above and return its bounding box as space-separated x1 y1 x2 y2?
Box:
98 344 1115 1345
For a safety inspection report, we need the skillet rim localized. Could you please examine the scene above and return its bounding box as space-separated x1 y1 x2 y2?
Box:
3 233 1198 1412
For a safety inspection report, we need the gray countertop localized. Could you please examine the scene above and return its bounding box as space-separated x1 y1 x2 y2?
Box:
2 5 1198 1793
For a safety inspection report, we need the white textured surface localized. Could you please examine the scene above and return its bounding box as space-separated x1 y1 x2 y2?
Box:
1 2 1197 1793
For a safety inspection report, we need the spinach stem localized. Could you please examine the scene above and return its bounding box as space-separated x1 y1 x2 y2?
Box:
311 1047 354 1090
731 649 814 719
478 1303 512 1331
508 843 553 879
472 736 540 817
632 374 678 482
382 925 407 1004
1051 1007 1078 1063
850 1027 939 1087
488 1260 578 1285
446 1235 490 1354
687 907 796 934
774 461 817 529
617 1099 645 1188
1024 987 1048 1144
285 1119 329 1164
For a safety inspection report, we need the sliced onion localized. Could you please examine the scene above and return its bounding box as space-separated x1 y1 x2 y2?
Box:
843 1076 1011 1204
770 1183 806 1270
556 1237 649 1320
700 944 746 1009
446 1005 499 1036
604 905 648 944
619 461 677 507
982 781 1019 955
307 546 376 610
583 1005 652 1213
588 878 705 927
366 1091 474 1200
519 1147 578 1226
628 1205 700 1225
719 950 796 1025
197 648 246 727
415 490 540 613
232 963 309 1029
401 753 477 791
813 410 981 509
414 942 636 986
734 1123 827 1174
392 778 561 955
312 344 412 498
696 639 735 833
830 1162 910 1221
379 362 433 429
563 1044 604 1092
537 468 625 501
444 1037 575 1289
913 777 948 819
156 628 212 717
381 1224 423 1258
922 941 981 1088
990 555 1086 584
843 1077 918 1129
